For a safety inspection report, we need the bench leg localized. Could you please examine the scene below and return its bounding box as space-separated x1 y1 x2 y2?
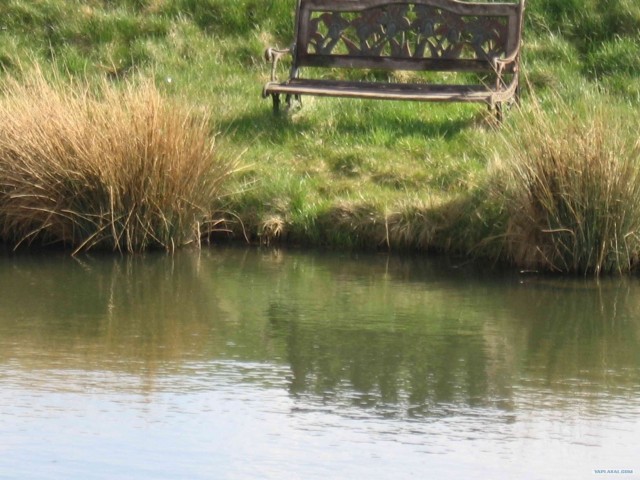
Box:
495 102 504 123
515 85 522 106
488 101 504 123
271 93 281 113
285 94 302 111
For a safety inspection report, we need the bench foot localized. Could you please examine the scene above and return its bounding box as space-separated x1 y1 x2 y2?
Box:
285 94 302 112
270 93 303 114
271 93 281 113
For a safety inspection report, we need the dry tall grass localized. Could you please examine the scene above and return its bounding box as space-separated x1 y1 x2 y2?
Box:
490 92 640 274
0 70 234 253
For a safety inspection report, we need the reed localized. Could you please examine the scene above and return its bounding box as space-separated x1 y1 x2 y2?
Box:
490 92 640 274
0 69 234 253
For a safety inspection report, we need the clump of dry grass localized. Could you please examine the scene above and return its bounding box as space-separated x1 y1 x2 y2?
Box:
0 69 235 253
490 92 640 274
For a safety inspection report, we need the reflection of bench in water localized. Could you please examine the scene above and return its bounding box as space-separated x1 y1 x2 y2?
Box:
263 0 526 120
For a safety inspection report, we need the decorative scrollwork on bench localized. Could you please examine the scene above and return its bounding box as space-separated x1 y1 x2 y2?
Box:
263 0 525 121
306 5 508 61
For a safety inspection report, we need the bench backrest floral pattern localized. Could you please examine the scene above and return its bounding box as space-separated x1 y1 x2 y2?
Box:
294 0 524 70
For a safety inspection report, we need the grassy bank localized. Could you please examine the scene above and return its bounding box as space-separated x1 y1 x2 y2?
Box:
0 0 639 273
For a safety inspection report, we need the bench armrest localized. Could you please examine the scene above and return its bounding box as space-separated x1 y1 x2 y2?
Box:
492 48 520 75
493 49 519 68
264 47 292 82
492 49 521 90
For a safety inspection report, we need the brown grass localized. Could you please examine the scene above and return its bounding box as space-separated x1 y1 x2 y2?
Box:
0 69 235 253
489 91 640 274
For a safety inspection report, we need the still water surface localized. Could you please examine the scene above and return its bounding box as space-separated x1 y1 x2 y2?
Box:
1 247 639 479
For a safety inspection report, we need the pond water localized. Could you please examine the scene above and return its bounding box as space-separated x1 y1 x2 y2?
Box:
1 247 639 479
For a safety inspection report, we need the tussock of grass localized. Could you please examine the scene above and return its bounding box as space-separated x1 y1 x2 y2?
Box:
489 92 640 274
0 69 234 253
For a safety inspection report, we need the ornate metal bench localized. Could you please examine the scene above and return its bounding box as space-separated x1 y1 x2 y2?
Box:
263 0 525 120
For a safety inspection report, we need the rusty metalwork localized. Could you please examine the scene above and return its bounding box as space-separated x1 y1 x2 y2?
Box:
262 0 526 120
306 6 509 61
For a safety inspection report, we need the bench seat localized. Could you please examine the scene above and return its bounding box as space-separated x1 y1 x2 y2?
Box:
264 78 517 104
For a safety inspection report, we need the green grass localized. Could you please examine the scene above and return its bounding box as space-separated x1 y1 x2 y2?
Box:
0 0 639 272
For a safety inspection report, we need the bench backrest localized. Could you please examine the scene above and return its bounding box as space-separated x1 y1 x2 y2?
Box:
292 0 525 73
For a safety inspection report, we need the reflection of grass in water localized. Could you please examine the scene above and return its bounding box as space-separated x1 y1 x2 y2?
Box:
0 252 224 370
1 248 640 407
494 276 640 404
238 251 640 411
